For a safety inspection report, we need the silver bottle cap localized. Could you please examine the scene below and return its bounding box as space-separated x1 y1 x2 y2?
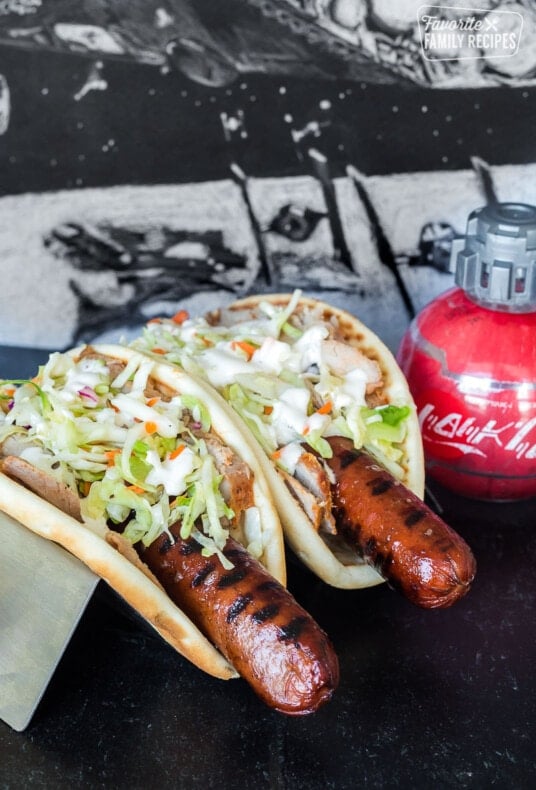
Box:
450 202 536 312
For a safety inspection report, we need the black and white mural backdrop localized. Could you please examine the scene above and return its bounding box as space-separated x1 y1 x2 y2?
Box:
1 0 535 358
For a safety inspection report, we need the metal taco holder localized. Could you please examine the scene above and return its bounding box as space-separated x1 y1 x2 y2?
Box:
0 509 98 731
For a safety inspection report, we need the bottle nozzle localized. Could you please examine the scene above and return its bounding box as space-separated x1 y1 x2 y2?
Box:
450 202 536 312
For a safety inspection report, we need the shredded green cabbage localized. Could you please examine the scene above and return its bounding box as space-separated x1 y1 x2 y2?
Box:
3 352 237 562
131 290 413 482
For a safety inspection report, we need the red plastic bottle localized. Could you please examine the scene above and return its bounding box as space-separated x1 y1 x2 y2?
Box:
397 203 536 501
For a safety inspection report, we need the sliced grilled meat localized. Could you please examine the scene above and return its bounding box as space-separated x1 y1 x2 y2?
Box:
1 455 82 522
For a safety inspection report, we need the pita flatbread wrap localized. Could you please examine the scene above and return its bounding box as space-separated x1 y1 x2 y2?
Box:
132 292 425 590
0 344 285 680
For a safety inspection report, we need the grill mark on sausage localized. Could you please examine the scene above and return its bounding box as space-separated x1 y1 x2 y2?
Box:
226 593 253 623
278 616 309 642
252 603 280 624
178 540 200 556
434 537 457 553
191 562 216 588
404 508 427 528
255 580 281 593
368 477 393 496
339 449 360 469
376 552 393 575
337 509 362 542
224 548 243 559
217 568 248 588
158 534 172 554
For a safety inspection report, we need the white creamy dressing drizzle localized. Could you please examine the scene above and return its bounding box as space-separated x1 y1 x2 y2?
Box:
192 321 371 450
145 446 196 496
46 357 106 411
132 294 411 478
200 346 257 388
110 392 179 438
0 352 248 560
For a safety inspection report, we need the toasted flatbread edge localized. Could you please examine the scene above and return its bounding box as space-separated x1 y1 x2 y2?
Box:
207 293 426 591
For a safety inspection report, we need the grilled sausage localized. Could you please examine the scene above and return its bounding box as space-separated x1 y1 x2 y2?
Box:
142 525 340 715
325 436 476 609
3 452 339 713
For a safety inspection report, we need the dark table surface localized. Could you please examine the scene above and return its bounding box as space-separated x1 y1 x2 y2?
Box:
1 346 535 789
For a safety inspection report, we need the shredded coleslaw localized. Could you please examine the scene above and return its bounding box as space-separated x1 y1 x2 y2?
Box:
0 351 243 567
132 290 412 479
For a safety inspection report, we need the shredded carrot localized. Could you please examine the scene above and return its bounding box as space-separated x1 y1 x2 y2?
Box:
271 448 282 460
169 444 186 460
264 405 273 415
111 403 120 413
105 449 120 466
145 421 158 435
147 318 162 325
302 425 311 436
200 336 213 347
172 309 189 324
3 387 15 396
80 481 91 497
127 485 145 495
146 396 160 407
316 401 333 415
231 340 257 359
152 347 167 355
